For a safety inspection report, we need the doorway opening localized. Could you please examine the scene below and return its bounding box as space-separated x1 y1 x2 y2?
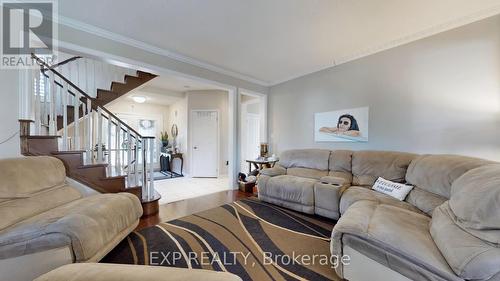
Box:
239 91 268 182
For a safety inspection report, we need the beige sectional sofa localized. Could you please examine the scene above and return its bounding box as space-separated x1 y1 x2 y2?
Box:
258 149 500 281
0 156 143 281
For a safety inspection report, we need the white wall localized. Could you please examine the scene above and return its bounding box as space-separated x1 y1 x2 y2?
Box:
0 70 21 158
269 15 500 161
106 101 170 138
187 90 229 176
167 96 188 174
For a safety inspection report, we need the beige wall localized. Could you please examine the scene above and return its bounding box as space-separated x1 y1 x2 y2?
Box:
106 101 170 140
187 90 229 176
0 70 21 158
268 15 500 161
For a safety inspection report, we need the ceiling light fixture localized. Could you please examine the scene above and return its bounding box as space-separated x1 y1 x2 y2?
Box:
133 96 146 103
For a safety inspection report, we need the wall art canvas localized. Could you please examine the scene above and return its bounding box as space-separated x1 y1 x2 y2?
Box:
314 107 369 142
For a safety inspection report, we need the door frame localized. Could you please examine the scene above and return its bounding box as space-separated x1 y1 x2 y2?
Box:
189 109 220 178
237 89 268 179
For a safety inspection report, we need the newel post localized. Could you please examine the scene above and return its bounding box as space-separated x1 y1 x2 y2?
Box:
19 119 33 154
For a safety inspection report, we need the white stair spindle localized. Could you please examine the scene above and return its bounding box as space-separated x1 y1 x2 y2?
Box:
148 138 155 199
115 122 121 170
34 70 41 134
142 140 148 201
42 71 48 129
73 90 81 149
86 98 92 161
97 108 103 162
81 101 87 150
48 72 56 135
62 81 69 150
134 136 139 187
127 128 132 184
107 115 112 168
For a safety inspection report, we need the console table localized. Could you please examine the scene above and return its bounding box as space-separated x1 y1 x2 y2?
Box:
246 158 279 175
170 153 184 176
160 152 184 176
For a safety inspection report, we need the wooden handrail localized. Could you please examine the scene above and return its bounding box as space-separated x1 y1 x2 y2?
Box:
46 55 82 70
32 53 145 139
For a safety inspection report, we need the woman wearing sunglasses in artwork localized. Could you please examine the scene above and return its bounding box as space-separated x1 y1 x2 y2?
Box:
319 114 361 137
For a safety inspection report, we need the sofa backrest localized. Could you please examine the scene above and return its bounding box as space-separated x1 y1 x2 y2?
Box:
279 149 330 179
351 151 416 186
0 156 67 197
449 164 500 244
430 164 500 280
405 154 491 216
405 154 491 199
0 156 82 231
328 150 353 183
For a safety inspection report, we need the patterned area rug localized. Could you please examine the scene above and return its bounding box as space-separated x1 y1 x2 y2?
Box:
102 198 339 280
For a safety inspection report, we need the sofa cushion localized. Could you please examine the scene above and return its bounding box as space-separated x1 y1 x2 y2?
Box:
449 164 500 244
405 187 447 216
328 150 353 183
0 156 66 198
332 201 458 280
286 167 328 180
259 166 286 177
431 203 500 280
34 263 243 281
405 154 491 199
258 175 316 213
0 193 142 261
279 149 330 171
339 186 423 215
0 184 82 231
351 151 416 186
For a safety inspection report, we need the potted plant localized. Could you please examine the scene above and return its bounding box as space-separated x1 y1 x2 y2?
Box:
160 131 169 151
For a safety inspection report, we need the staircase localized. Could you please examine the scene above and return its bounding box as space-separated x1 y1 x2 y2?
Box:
19 54 161 216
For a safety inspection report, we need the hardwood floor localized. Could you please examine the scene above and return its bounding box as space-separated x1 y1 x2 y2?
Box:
136 190 255 230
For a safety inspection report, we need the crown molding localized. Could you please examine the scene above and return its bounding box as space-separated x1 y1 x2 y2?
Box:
56 15 272 87
270 5 500 86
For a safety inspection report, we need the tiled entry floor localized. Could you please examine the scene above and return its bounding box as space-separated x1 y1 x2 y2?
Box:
155 176 231 204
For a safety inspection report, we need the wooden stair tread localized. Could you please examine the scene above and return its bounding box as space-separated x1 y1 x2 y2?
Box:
51 150 86 155
101 175 127 180
77 163 108 169
25 135 61 139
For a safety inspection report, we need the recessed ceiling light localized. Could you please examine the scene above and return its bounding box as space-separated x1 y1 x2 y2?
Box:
133 96 146 103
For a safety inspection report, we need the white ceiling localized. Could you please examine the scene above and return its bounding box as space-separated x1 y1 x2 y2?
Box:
146 74 224 92
59 0 500 86
122 89 183 106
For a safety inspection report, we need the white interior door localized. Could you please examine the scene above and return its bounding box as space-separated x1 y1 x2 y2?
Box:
246 113 260 161
191 110 219 177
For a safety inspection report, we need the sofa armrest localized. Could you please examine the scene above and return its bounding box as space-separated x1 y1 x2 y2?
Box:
260 166 286 177
320 176 350 187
